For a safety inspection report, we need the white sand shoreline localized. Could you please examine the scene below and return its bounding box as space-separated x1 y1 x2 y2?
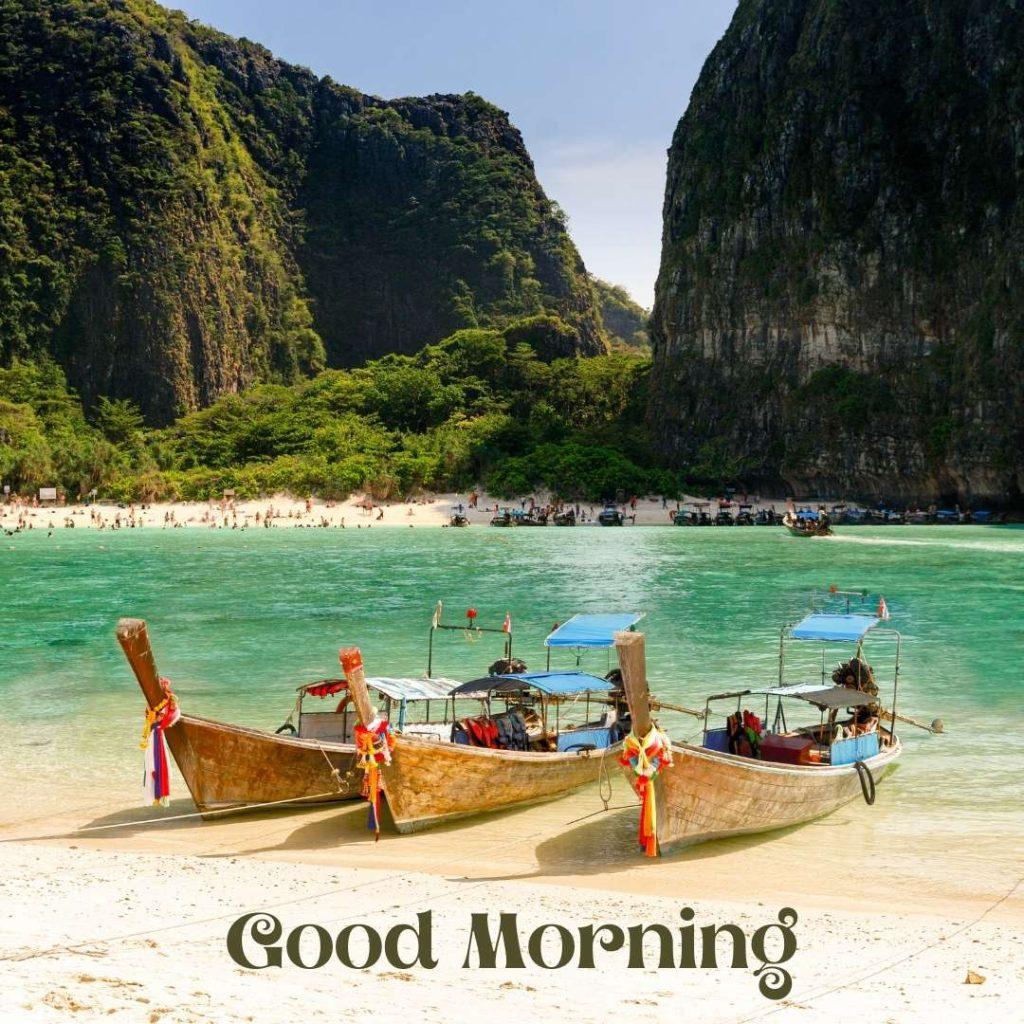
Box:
0 491 836 532
1 834 1019 1024
1 768 1021 1023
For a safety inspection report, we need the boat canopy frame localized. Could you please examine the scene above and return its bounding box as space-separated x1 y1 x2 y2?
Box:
426 600 512 677
449 670 616 699
543 612 644 670
776 609 902 744
699 595 902 747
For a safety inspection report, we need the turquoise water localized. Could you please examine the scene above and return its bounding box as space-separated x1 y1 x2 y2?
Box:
1 525 1022 835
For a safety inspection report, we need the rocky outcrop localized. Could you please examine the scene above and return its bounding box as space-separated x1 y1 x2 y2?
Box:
0 0 604 422
649 0 1023 506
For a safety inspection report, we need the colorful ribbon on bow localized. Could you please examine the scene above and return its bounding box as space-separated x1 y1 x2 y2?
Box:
140 680 181 806
619 725 673 857
354 715 396 839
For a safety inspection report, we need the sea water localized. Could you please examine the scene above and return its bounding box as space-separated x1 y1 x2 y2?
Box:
1 525 1021 844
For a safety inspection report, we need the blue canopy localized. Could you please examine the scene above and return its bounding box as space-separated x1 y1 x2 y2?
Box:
449 670 614 698
544 613 643 649
791 613 880 642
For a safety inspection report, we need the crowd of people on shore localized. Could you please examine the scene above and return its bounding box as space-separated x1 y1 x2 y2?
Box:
0 492 445 534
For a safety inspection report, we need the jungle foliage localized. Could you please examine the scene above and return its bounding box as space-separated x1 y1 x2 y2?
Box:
0 325 694 504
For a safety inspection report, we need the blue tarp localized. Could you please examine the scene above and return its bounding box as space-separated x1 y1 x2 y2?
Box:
831 730 880 765
449 670 615 697
791 613 880 642
556 726 615 751
544 613 643 648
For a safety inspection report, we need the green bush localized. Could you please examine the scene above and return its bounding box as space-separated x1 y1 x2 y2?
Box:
0 333 678 504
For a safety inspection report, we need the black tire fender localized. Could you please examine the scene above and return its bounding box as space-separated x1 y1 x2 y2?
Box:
854 760 876 805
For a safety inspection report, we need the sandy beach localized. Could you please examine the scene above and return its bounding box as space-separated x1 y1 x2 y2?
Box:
0 492 810 532
1 771 1021 1024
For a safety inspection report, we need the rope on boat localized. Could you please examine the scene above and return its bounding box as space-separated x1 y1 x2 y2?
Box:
597 745 614 810
0 780 634 964
853 761 876 805
314 738 357 793
73 791 347 833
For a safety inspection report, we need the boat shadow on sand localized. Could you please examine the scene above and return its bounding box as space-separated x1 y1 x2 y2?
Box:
50 798 369 855
59 784 861 871
445 799 864 883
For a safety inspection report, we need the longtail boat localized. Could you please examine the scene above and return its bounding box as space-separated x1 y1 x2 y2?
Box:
782 501 832 536
341 613 639 833
117 618 459 818
615 595 902 855
597 504 626 526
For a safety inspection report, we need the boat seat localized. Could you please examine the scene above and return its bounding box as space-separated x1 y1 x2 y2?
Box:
401 722 452 743
298 711 353 743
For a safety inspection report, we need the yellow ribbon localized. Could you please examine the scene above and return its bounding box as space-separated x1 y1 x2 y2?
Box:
139 689 179 749
140 696 171 749
621 725 672 857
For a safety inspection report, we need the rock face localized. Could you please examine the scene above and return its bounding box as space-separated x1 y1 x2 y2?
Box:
650 0 1023 506
0 0 604 422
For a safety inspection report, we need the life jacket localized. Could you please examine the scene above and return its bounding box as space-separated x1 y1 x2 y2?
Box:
492 710 529 751
464 716 499 748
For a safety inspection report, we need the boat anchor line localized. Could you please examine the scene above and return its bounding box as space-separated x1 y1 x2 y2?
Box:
60 738 356 836
0 761 622 966
74 791 348 834
723 871 1024 1024
314 738 358 794
66 735 359 834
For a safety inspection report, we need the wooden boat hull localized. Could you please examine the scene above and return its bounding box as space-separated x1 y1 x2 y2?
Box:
380 735 621 833
783 523 832 537
116 617 362 819
163 713 362 816
627 739 900 850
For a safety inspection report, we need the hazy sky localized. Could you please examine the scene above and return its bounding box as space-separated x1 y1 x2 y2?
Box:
173 0 739 307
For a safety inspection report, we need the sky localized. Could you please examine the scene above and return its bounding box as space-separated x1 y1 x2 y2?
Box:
172 0 740 308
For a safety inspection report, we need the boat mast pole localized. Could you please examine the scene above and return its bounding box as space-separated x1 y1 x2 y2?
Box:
778 626 787 687
614 631 651 737
890 633 901 744
116 618 168 709
340 648 377 726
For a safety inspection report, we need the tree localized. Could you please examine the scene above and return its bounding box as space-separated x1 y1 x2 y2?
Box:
95 396 145 445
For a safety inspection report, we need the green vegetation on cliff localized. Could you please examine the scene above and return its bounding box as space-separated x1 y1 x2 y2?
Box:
593 279 649 352
0 331 682 504
0 0 605 423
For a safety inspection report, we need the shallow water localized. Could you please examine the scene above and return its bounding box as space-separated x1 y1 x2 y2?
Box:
1 525 1021 849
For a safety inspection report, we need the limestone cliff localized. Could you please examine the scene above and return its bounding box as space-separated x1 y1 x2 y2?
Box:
650 0 1023 505
0 0 604 421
